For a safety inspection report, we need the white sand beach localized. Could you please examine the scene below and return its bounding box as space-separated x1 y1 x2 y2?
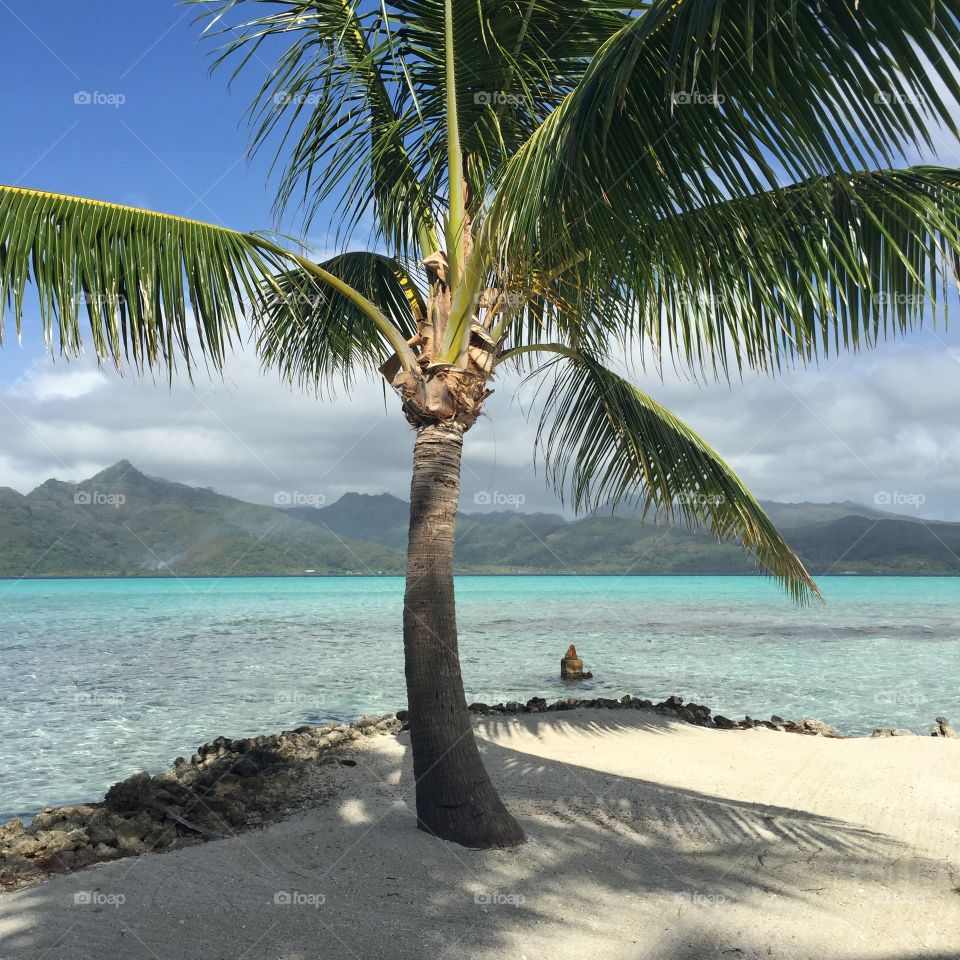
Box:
1 711 958 960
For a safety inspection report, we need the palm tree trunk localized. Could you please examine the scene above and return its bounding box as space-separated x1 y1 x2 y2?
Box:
402 421 526 848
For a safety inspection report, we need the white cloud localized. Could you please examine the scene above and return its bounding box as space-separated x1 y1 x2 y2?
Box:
1 326 960 521
25 367 107 401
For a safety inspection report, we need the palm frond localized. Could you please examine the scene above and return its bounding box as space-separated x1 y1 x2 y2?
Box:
193 0 630 250
193 0 440 258
531 351 820 603
495 167 960 378
0 184 286 374
393 0 631 214
493 0 960 265
255 250 422 392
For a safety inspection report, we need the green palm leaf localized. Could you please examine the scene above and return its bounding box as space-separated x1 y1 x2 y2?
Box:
494 0 960 250
0 183 419 379
531 351 820 603
495 167 960 378
0 184 286 373
193 0 631 244
255 250 423 391
194 0 441 256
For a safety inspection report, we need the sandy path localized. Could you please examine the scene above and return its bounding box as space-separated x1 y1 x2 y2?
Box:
1 711 958 960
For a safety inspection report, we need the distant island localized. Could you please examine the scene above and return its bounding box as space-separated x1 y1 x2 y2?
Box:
2 460 959 578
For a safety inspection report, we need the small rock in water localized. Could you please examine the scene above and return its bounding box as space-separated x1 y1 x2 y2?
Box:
560 644 593 680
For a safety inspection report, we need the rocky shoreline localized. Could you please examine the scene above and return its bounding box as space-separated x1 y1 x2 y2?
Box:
2 693 956 893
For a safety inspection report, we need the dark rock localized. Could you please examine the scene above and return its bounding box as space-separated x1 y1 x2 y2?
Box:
930 717 959 738
105 772 154 813
468 702 490 714
230 756 260 778
713 715 737 729
202 796 247 827
503 701 526 713
525 697 547 713
655 695 684 711
930 717 960 739
85 808 124 845
395 710 409 722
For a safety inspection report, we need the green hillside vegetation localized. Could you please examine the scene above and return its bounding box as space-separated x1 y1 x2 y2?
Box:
0 462 404 577
3 463 958 578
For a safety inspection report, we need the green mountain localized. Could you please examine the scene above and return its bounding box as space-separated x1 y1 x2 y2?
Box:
295 490 960 576
0 462 404 577
4 462 958 577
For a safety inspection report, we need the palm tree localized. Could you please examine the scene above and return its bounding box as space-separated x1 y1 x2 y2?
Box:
3 0 960 848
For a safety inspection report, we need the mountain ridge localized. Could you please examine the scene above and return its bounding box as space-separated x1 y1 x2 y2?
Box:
3 461 958 577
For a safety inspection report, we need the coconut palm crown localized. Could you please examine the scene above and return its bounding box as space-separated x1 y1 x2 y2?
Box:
3 0 960 846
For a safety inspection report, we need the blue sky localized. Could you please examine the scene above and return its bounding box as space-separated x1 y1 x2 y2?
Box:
0 0 281 379
2 1 960 522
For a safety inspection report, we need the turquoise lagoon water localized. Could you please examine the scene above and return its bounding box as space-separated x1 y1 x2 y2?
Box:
1 575 959 818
